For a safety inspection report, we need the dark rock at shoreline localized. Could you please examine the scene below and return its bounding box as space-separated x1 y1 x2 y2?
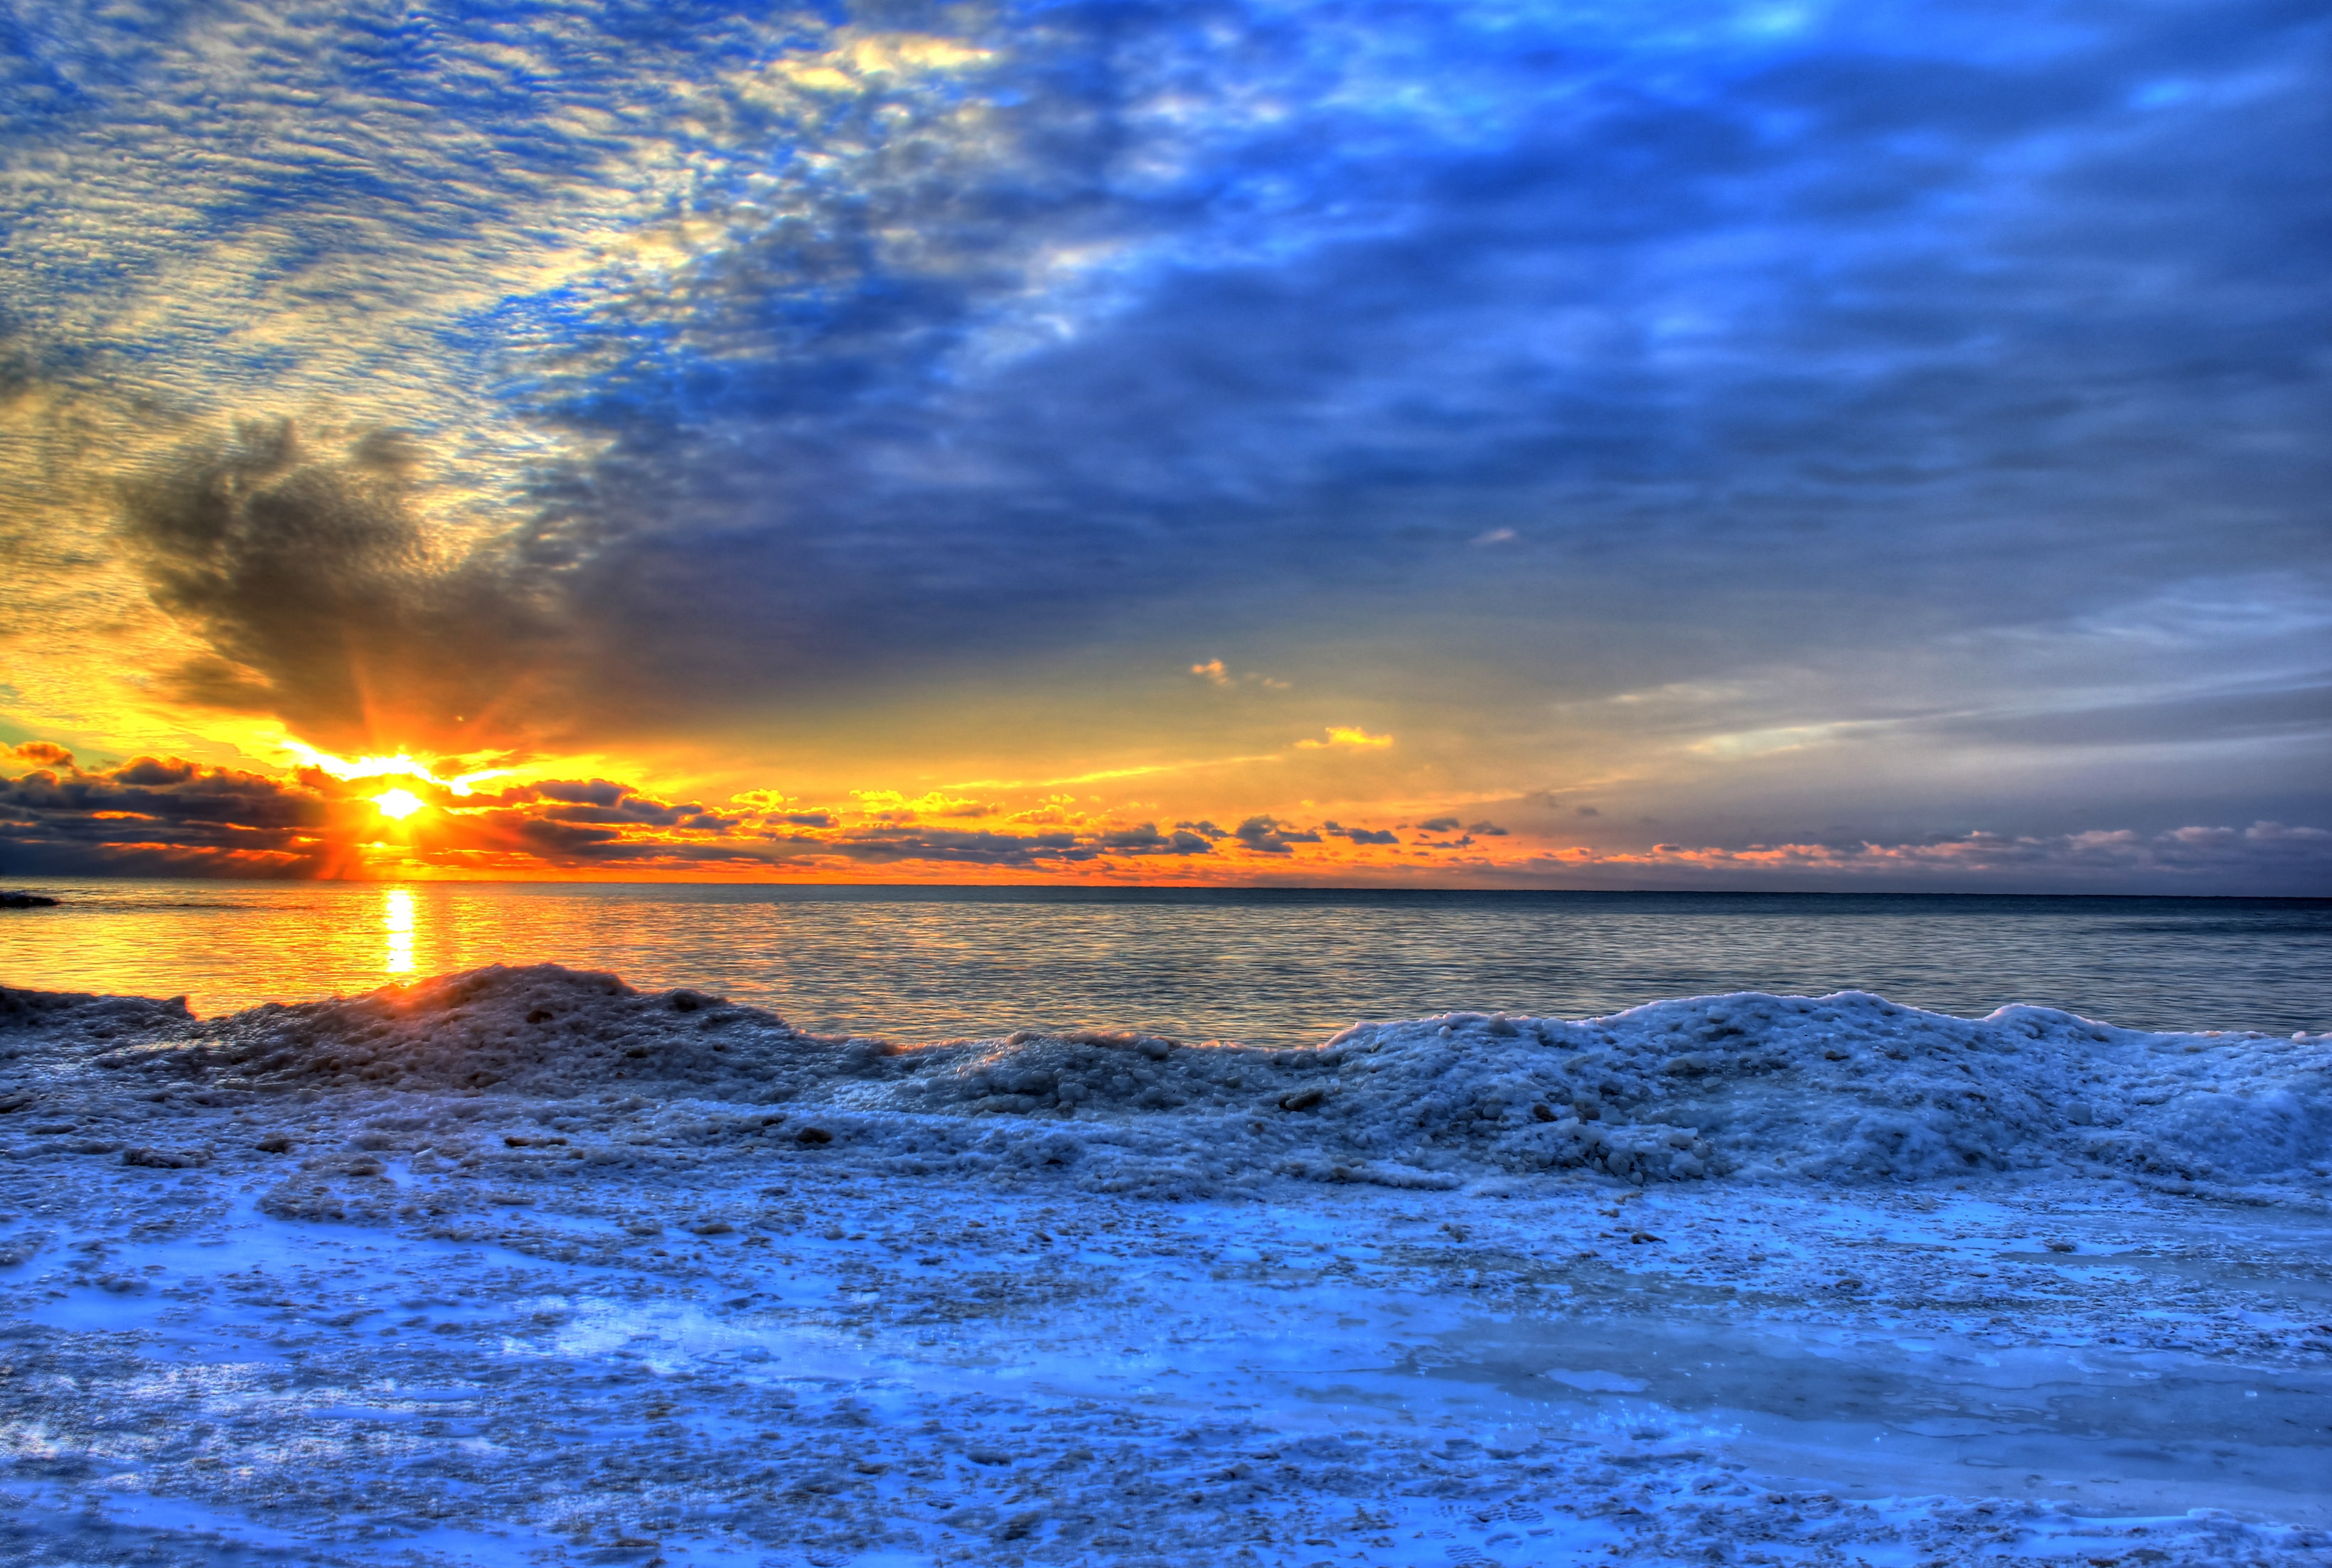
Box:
0 891 60 908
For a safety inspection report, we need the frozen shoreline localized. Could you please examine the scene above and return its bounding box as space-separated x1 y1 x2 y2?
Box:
3 970 2329 1566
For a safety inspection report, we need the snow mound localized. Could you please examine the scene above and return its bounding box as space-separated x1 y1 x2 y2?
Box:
151 965 899 1099
1321 992 2332 1190
35 967 2332 1196
0 984 193 1046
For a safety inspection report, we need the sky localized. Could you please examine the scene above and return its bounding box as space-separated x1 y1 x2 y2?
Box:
1 0 2326 891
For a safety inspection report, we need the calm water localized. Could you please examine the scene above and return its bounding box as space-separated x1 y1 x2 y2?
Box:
5 881 2328 1047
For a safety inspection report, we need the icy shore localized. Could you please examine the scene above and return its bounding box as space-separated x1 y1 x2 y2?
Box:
2 968 2328 1566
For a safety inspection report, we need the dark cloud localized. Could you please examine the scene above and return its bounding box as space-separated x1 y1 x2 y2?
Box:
112 758 199 787
532 780 631 807
1323 822 1399 845
1233 816 1323 855
0 751 749 876
117 422 572 751
1417 817 1462 833
1 753 335 876
1093 824 1215 856
1467 822 1509 837
537 795 717 829
771 827 1081 869
747 820 1217 868
514 817 624 854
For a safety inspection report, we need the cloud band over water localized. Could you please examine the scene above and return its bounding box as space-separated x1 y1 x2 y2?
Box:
6 743 2327 894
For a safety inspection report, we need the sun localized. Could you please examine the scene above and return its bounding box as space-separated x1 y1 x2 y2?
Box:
371 788 427 821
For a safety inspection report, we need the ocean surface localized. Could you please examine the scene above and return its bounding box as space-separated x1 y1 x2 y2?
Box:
6 880 2327 1046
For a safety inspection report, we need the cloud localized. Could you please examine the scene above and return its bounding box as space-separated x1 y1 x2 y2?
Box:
537 795 724 830
6 736 2324 892
1232 815 1324 855
1918 681 2332 751
1511 823 2332 895
0 0 2321 858
0 748 753 876
1295 727 1394 751
483 0 2328 711
1417 817 1462 833
1 751 337 876
0 742 1269 876
1094 824 1216 856
1467 821 1510 837
766 827 1077 868
533 780 631 808
1192 659 1289 691
850 790 992 821
112 421 572 752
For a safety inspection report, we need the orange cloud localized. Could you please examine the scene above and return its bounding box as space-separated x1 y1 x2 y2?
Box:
1189 658 1290 689
1294 726 1393 750
850 789 994 820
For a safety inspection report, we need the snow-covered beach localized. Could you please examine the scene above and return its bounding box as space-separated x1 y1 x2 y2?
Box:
4 967 2328 1567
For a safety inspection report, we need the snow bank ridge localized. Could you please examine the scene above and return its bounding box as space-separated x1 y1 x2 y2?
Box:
11 965 2327 1197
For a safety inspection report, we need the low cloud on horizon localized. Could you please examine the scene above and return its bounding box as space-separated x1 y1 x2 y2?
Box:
5 745 2326 896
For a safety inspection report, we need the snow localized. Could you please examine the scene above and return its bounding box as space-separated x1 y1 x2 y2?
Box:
73 964 2332 1201
2 967 2328 1566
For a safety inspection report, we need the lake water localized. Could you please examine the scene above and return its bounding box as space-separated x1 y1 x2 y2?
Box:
5 880 2328 1047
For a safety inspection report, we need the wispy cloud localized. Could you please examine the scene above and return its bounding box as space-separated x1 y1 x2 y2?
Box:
1191 659 1289 690
1519 825 2332 896
943 754 1287 791
1295 727 1394 751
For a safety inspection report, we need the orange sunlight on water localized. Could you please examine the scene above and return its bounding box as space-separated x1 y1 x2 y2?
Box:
0 883 480 1012
383 887 417 973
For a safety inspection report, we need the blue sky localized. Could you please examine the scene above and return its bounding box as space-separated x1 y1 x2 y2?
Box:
1 0 2327 888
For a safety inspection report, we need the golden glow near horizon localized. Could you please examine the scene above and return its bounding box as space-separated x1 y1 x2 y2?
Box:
18 719 2252 888
289 741 508 797
7 724 1602 884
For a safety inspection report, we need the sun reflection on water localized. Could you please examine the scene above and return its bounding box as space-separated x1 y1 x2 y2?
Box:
383 887 417 974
